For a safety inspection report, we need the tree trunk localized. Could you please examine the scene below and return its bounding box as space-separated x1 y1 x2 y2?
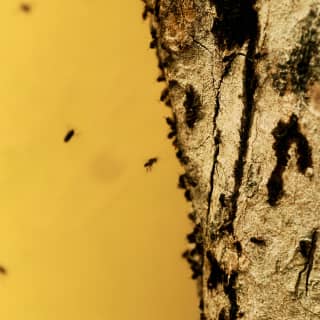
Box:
142 0 320 319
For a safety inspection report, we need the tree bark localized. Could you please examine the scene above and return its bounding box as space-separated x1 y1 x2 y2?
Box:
142 0 320 319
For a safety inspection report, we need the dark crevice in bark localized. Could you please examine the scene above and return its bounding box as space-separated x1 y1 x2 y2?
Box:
229 33 258 231
207 251 227 290
210 0 259 51
218 308 226 320
267 114 313 206
224 271 239 320
209 1 260 319
305 231 317 293
295 230 318 295
216 1 259 236
206 251 239 320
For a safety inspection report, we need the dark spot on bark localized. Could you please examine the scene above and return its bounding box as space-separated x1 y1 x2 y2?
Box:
267 114 313 206
183 85 202 129
219 193 226 207
206 251 227 290
234 241 242 254
210 0 258 50
200 313 207 320
300 239 312 259
250 237 266 245
218 308 226 320
168 80 179 89
199 298 204 311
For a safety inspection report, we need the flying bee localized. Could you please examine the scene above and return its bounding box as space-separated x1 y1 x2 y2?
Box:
64 129 75 143
144 157 158 171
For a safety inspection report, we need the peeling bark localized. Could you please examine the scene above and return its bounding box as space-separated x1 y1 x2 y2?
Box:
142 0 320 319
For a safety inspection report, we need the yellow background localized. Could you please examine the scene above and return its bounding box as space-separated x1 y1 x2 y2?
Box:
0 1 197 319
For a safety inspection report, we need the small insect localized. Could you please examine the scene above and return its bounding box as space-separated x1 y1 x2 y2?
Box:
160 88 169 102
142 3 154 20
184 189 192 201
166 116 177 139
64 129 75 143
149 39 157 49
187 211 196 222
144 157 158 171
20 2 31 12
157 74 165 82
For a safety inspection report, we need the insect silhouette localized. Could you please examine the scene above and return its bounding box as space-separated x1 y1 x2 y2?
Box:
20 3 31 12
64 129 75 143
144 157 158 171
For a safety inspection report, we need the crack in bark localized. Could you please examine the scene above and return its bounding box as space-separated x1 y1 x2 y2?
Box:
295 230 318 295
206 55 237 228
206 130 221 228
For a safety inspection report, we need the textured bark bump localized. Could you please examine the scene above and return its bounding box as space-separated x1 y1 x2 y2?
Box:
272 7 320 97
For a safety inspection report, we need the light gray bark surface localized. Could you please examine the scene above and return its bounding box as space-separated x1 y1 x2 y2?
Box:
143 1 320 319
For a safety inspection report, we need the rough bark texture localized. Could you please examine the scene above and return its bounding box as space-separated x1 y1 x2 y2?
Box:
142 1 320 319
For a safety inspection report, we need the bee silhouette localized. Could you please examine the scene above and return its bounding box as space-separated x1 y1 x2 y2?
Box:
144 157 158 171
64 129 75 143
